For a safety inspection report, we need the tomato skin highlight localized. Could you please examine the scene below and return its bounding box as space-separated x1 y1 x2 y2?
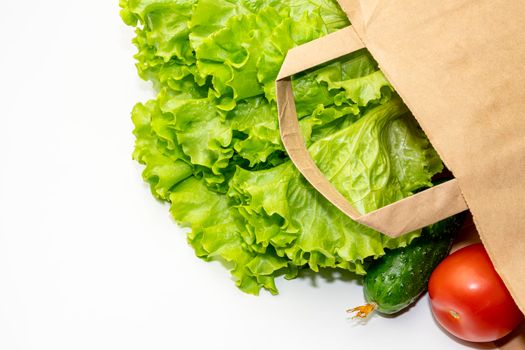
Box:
428 243 523 343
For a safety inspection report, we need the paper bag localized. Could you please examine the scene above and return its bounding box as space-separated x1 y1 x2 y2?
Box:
275 0 525 345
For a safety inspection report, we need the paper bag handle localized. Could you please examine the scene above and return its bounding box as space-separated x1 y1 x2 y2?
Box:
275 26 468 237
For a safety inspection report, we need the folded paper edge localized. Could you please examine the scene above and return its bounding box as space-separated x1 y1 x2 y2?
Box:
276 26 469 237
359 179 468 236
277 27 364 80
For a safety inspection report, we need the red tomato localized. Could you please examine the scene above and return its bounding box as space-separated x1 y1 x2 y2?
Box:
428 243 523 343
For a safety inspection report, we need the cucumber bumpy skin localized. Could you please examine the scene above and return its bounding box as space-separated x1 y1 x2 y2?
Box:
362 213 466 315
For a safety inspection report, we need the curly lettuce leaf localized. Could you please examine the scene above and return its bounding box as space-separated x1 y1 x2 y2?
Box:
170 177 291 294
121 0 445 295
131 99 193 200
158 96 234 179
121 0 196 62
228 98 441 273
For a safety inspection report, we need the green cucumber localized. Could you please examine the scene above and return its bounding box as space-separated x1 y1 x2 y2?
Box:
355 213 465 316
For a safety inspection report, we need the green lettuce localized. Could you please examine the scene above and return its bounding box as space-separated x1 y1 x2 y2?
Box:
228 97 441 273
121 0 443 294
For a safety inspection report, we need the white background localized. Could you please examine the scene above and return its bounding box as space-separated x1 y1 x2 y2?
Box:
0 2 497 350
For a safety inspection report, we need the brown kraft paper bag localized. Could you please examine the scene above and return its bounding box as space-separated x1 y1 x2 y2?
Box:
275 0 525 348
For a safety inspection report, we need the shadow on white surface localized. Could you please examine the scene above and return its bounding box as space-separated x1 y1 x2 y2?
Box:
297 266 362 287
